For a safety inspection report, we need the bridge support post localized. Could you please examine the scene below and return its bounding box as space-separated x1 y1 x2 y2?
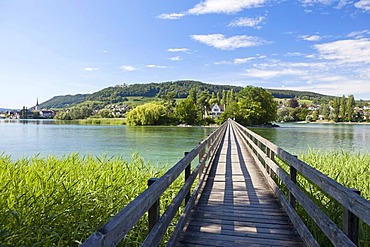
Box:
289 163 297 209
184 152 191 204
148 178 160 232
343 189 360 246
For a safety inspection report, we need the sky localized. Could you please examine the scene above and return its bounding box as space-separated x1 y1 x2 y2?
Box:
0 0 370 109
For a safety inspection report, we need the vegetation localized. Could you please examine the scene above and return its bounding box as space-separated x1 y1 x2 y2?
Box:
275 151 370 246
0 153 184 246
218 86 277 126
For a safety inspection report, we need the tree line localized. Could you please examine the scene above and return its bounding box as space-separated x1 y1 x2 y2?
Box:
126 86 277 126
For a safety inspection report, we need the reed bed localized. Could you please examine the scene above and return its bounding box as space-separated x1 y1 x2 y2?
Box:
275 150 370 246
0 153 183 246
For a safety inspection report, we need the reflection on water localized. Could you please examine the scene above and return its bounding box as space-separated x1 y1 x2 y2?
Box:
252 123 370 154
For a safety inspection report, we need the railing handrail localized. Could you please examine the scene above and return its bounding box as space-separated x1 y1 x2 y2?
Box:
231 120 370 247
81 121 228 246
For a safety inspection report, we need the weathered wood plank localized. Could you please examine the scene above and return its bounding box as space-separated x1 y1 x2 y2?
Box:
176 122 304 246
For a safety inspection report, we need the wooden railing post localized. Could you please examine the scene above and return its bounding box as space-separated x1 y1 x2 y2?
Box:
184 152 191 204
289 157 297 209
147 178 160 232
343 189 360 246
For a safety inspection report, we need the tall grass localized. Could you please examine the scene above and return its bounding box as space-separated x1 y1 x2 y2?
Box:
275 150 370 246
0 153 182 246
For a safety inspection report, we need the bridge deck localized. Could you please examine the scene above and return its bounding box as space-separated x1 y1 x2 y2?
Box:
176 124 305 246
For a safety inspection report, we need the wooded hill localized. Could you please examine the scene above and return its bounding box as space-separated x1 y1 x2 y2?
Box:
38 80 333 109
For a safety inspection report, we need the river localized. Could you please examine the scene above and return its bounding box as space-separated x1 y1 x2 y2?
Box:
1 120 369 166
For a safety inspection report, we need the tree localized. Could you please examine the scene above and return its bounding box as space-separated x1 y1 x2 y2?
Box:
197 90 210 119
174 98 197 125
234 86 277 126
339 95 346 121
126 103 166 126
288 98 299 108
346 95 355 122
330 97 340 122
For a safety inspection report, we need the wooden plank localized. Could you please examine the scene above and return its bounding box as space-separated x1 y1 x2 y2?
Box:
176 122 304 246
233 120 370 225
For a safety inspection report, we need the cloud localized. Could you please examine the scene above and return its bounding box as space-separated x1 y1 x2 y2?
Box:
228 16 266 29
167 48 190 52
83 67 98 72
244 68 306 79
120 65 136 71
300 35 322 41
158 0 266 20
347 30 370 38
354 0 370 11
188 0 266 15
314 39 370 63
157 13 185 20
191 34 266 50
169 56 182 61
146 64 168 69
234 57 257 64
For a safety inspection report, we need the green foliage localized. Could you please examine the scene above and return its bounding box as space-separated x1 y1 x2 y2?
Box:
0 153 184 246
126 102 167 126
54 106 93 120
174 98 197 125
298 151 370 246
38 94 88 109
236 86 277 125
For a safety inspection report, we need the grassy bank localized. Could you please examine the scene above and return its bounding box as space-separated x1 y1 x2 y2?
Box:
0 153 183 246
55 117 126 125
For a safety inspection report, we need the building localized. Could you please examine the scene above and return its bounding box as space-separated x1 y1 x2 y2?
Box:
210 104 224 118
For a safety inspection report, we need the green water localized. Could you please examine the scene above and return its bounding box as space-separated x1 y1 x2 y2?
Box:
1 120 369 166
0 119 216 166
252 122 370 155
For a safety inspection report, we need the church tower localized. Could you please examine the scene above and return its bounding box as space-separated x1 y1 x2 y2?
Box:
35 98 39 111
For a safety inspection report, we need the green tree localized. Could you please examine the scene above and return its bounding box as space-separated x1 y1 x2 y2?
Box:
330 97 340 122
126 103 166 126
174 98 197 125
233 86 277 126
339 95 346 121
197 91 210 119
346 95 355 122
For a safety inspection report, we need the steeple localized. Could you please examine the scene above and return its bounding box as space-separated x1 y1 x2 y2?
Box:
35 97 39 111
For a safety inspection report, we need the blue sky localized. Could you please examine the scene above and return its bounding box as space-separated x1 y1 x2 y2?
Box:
1 0 370 109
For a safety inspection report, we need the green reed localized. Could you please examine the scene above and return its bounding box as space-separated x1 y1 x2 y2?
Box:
274 150 370 246
0 153 183 246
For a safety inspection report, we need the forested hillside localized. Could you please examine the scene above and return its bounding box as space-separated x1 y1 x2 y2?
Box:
38 80 335 109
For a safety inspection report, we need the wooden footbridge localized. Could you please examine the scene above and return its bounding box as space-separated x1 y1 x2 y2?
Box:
83 119 370 247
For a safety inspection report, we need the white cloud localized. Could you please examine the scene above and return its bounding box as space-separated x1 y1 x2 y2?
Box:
300 35 322 41
167 48 190 52
234 57 256 64
347 30 370 38
314 39 370 63
355 0 370 11
169 56 182 61
83 67 98 72
146 64 168 69
191 34 266 50
228 16 266 29
244 68 306 79
214 60 232 65
159 0 266 20
120 65 136 72
157 13 185 20
188 0 266 15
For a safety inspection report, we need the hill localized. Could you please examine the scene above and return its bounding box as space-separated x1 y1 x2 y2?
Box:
38 80 334 109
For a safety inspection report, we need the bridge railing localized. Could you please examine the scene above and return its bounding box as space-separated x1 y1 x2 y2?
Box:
81 121 228 247
232 120 370 247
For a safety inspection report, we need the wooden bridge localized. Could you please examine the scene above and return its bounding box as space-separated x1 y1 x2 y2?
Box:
82 119 370 247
